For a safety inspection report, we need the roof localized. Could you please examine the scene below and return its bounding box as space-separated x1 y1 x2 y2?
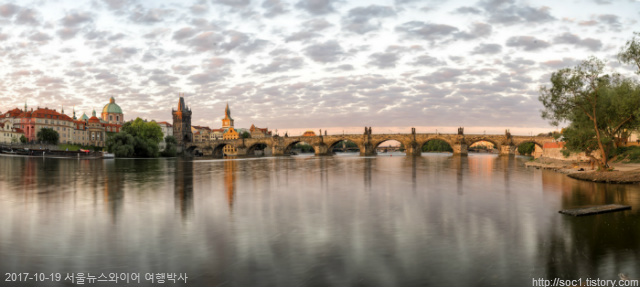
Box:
156 121 172 127
89 116 101 123
543 142 564 149
102 97 123 114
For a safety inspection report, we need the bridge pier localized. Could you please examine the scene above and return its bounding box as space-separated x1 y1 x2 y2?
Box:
404 141 422 156
313 144 330 156
360 143 377 156
235 146 248 157
499 145 515 156
452 143 468 155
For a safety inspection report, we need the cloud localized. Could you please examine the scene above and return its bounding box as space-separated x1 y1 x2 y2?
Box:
368 52 399 69
478 0 555 25
213 0 251 8
455 22 492 40
471 43 502 54
0 3 20 17
453 6 481 14
101 0 130 11
262 0 288 17
395 21 459 42
15 8 39 25
505 36 550 51
409 54 445 66
295 0 336 15
553 32 602 51
285 19 332 42
129 8 172 24
540 57 580 69
304 40 345 63
252 56 305 74
342 5 396 34
57 27 82 40
173 27 198 41
29 32 52 43
597 14 621 31
415 68 463 84
61 12 92 27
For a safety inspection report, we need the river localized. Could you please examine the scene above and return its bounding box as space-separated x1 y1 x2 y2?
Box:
0 153 638 286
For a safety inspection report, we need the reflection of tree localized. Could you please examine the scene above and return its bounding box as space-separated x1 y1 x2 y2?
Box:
103 160 124 223
539 172 640 278
174 159 194 219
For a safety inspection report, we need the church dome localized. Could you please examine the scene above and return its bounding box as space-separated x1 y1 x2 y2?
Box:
102 97 122 114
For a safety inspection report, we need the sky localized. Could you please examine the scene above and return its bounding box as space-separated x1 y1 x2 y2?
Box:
0 0 639 136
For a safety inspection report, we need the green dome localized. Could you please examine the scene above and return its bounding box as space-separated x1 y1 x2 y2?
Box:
102 97 123 114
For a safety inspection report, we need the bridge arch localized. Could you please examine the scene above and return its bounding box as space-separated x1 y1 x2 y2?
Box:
419 137 454 153
418 136 455 150
246 141 271 156
465 137 502 150
283 139 316 155
327 138 362 153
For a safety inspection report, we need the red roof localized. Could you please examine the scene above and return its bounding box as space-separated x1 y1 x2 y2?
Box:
89 116 101 123
14 128 24 134
543 142 564 149
157 121 172 127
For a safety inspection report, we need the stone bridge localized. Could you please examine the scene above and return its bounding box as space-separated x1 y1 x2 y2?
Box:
186 128 555 157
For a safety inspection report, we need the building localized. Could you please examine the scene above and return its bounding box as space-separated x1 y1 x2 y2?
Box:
101 97 124 125
250 124 272 138
222 103 234 129
302 130 316 137
0 119 24 144
0 98 123 146
172 95 192 146
156 121 173 151
223 127 239 155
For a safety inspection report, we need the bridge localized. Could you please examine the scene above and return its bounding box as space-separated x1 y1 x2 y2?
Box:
185 128 555 158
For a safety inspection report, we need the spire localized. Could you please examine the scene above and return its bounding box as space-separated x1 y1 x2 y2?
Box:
92 109 96 117
24 101 27 112
61 105 64 115
225 102 231 118
73 106 76 119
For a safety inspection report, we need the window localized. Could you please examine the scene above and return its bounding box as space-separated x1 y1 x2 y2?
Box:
116 116 119 122
110 115 113 121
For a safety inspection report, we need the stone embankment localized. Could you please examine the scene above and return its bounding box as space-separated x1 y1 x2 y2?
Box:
525 158 640 183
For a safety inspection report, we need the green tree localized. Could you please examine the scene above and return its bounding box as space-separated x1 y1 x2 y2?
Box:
20 135 27 143
241 131 250 139
106 118 163 157
37 128 59 145
422 139 452 152
518 142 535 156
539 57 640 169
618 31 640 74
161 135 177 157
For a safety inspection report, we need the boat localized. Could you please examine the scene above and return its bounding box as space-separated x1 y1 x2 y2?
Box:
102 152 115 158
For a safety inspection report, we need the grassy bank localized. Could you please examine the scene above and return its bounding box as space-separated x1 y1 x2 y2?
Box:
58 144 103 152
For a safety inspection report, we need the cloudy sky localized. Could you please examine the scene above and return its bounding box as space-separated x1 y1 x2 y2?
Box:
0 0 638 136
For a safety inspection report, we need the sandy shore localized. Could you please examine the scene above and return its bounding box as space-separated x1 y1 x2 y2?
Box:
525 158 640 183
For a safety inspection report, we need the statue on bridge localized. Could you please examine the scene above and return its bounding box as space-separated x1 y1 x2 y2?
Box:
505 129 511 139
458 127 464 135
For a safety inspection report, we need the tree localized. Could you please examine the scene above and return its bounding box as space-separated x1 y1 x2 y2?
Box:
106 118 163 157
539 57 640 169
20 135 27 143
518 142 535 156
618 31 640 74
241 131 250 139
37 128 59 145
161 135 177 157
422 139 453 152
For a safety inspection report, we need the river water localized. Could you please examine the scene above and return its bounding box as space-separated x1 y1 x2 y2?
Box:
0 153 638 286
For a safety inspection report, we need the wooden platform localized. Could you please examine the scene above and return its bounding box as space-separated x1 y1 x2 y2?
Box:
559 204 631 216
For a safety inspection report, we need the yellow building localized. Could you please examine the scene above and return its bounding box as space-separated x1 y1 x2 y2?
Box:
223 127 239 155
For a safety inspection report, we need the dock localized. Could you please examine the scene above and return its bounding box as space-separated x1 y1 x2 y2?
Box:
559 204 631 216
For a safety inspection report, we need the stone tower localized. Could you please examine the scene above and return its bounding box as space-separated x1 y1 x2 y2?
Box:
222 102 234 129
172 94 193 145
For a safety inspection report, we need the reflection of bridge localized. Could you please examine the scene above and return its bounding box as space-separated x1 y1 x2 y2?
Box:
186 128 554 158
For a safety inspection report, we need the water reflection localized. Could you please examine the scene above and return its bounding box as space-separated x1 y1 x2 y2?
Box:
0 155 639 286
174 159 194 219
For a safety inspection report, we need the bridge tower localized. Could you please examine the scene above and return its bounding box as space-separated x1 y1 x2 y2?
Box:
173 94 193 146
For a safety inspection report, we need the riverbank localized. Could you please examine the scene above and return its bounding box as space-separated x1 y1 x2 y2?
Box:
525 158 640 183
